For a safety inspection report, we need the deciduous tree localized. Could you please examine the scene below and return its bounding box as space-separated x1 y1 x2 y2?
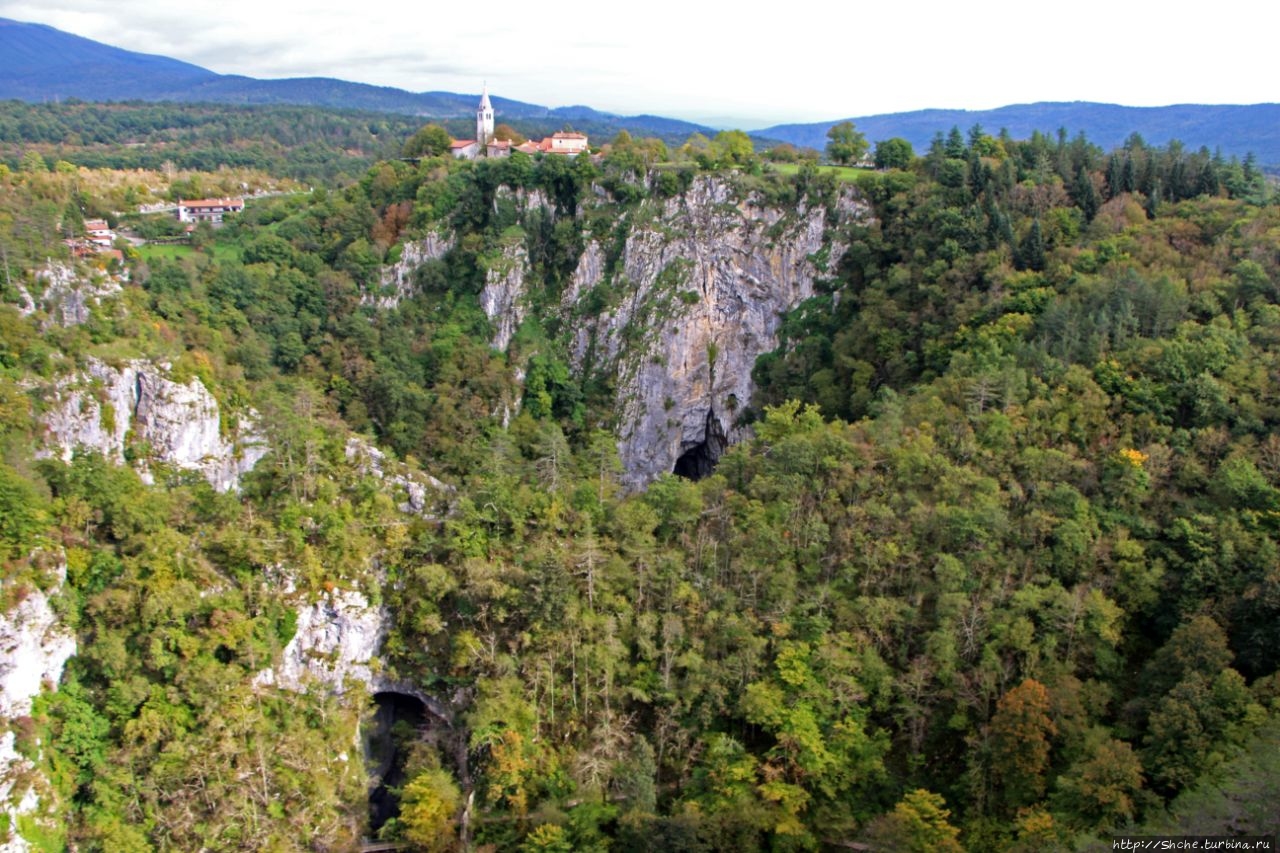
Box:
826 122 868 166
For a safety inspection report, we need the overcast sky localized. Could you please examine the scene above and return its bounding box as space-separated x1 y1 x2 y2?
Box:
3 0 1275 128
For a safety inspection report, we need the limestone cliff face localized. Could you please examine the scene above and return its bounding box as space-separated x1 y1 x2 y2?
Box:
0 565 75 721
19 262 123 328
254 580 456 726
370 229 455 309
38 358 266 492
568 176 867 488
256 586 391 695
0 556 76 853
389 173 869 489
479 241 530 352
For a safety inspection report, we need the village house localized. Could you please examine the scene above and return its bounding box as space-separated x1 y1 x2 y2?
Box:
176 198 245 224
449 139 480 160
83 219 115 248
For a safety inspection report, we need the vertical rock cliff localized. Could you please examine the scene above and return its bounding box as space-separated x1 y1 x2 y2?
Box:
566 176 864 488
38 358 266 492
399 172 869 489
371 229 455 310
0 556 76 853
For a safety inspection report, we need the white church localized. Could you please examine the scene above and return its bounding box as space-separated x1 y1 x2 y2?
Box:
449 86 589 160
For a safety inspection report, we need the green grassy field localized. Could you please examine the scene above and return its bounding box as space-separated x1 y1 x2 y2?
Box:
767 163 875 184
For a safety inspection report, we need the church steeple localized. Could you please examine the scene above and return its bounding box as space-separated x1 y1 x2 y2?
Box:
477 83 494 146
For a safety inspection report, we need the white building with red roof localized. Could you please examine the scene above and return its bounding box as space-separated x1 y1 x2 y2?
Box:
450 139 481 159
539 132 589 155
83 219 114 248
176 198 244 224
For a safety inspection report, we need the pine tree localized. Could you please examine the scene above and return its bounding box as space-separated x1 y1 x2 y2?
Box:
1106 154 1124 200
1015 219 1046 271
1121 154 1137 193
1075 166 1100 221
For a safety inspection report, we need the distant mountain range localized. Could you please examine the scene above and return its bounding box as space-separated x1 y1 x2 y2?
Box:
4 16 1279 165
757 102 1280 167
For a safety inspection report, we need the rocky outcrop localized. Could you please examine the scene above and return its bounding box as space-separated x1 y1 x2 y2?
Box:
17 263 123 327
256 587 391 695
0 569 76 721
33 263 123 328
370 230 455 309
495 186 552 216
0 557 76 853
38 358 266 492
479 241 530 352
568 175 868 488
345 436 450 516
254 584 453 721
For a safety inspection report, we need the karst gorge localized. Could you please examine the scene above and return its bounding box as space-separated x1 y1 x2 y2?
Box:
1 124 1279 851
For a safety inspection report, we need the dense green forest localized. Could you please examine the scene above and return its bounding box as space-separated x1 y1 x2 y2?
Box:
0 100 426 183
1 118 1278 852
0 101 712 185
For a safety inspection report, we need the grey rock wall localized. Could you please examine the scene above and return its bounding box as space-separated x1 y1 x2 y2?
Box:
370 229 455 309
384 173 870 490
0 557 76 853
39 358 265 492
568 176 866 488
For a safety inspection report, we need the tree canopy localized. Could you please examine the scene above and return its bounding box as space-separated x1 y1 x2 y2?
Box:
826 120 868 165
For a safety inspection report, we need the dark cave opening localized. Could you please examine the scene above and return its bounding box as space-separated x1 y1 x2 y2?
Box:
673 410 727 481
366 691 428 834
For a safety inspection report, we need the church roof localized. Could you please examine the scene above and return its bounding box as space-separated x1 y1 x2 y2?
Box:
479 84 492 111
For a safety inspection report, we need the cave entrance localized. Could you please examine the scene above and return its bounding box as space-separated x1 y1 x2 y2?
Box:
366 691 429 834
673 410 727 481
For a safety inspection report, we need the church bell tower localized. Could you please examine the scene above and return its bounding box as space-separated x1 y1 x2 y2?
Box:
477 84 494 146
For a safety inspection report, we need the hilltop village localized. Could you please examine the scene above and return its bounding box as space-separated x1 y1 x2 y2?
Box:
447 86 588 159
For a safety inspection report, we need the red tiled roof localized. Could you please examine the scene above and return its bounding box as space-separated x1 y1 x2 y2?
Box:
450 139 477 149
552 132 588 140
179 198 244 209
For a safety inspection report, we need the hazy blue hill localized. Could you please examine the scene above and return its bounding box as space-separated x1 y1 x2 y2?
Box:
0 17 217 99
758 101 1280 166
166 75 486 114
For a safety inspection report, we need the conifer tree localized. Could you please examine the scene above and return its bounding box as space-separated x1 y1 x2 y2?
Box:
1015 219 1046 271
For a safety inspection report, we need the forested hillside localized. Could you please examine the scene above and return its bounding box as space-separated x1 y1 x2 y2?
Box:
0 100 720 185
0 121 1278 852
